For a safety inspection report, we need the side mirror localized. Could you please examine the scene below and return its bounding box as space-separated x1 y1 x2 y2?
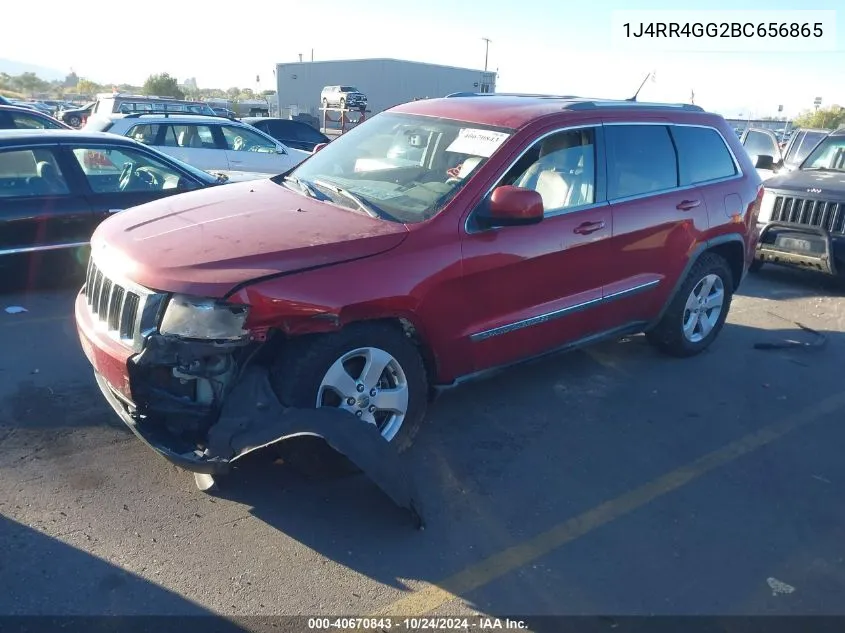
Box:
754 154 775 171
276 146 287 155
313 142 328 153
478 185 544 227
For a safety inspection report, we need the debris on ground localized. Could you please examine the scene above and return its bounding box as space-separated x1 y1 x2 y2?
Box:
767 577 796 596
4 306 27 314
754 318 827 351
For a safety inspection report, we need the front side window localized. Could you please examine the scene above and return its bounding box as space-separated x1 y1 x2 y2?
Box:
12 113 64 130
284 112 513 224
671 126 737 185
0 148 70 198
605 125 678 199
802 136 845 172
221 125 277 152
501 128 597 213
70 146 199 192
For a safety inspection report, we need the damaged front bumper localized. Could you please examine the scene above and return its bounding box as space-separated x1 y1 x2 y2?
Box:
77 296 423 524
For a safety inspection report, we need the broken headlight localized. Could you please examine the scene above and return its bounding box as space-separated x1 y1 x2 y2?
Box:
159 295 249 341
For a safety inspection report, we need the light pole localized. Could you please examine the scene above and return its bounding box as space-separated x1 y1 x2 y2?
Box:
481 37 491 72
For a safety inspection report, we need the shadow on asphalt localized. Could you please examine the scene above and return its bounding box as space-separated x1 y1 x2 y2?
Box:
210 320 843 595
0 514 246 627
737 265 845 301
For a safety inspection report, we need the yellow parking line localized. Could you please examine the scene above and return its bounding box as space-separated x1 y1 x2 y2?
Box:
373 390 845 616
0 315 71 327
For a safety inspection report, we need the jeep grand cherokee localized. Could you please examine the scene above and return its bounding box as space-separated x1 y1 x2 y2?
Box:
74 94 763 486
752 127 845 277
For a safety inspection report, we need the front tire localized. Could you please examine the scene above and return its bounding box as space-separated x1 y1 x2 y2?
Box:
749 259 764 273
646 253 734 358
68 115 81 127
339 98 346 110
270 322 428 452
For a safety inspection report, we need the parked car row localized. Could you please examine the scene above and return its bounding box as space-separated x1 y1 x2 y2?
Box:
0 102 321 279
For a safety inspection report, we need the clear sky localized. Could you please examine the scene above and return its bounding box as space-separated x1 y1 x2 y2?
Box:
3 0 843 118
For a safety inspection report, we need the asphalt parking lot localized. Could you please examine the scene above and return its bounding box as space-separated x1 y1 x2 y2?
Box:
2 265 845 620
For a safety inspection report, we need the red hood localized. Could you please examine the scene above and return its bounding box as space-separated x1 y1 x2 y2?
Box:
90 178 409 297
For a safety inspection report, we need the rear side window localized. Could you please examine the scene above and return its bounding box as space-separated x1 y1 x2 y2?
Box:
671 126 737 185
126 124 163 145
605 125 678 199
160 124 217 148
0 148 70 198
11 112 64 130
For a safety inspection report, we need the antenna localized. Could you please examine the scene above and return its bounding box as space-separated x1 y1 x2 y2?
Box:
627 72 652 102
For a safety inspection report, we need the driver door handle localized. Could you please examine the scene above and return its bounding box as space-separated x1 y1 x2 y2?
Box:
573 220 606 235
676 199 701 211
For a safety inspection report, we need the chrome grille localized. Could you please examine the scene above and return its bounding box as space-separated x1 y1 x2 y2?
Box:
82 256 163 349
771 196 845 234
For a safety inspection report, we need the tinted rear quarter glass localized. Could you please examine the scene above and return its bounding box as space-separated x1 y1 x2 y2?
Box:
671 126 736 185
605 125 678 199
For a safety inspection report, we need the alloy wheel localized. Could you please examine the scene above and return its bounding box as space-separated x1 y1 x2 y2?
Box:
316 346 409 441
682 273 725 343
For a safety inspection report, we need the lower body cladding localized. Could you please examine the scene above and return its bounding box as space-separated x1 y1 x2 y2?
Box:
94 333 423 528
755 222 843 276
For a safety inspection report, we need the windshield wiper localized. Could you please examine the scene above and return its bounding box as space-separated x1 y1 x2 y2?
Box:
284 174 325 200
312 179 389 219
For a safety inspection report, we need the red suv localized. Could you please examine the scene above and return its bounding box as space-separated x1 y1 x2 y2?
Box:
75 94 763 482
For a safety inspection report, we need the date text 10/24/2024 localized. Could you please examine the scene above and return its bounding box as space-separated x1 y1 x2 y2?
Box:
307 617 528 630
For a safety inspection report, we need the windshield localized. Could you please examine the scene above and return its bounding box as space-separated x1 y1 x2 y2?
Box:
802 134 845 171
284 113 513 223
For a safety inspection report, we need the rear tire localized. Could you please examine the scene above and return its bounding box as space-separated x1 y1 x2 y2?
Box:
270 322 428 453
749 259 764 273
646 253 734 358
68 115 81 127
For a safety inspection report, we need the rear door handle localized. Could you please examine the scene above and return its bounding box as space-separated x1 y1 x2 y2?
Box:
676 199 701 211
574 220 606 235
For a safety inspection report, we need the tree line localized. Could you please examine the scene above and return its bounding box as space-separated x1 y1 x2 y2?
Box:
0 71 276 103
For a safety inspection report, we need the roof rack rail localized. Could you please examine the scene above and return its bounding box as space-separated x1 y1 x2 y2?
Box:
564 100 705 112
120 111 232 119
445 92 587 99
443 92 705 112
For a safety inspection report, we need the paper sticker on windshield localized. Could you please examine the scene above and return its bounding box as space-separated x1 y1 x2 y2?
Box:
446 128 510 157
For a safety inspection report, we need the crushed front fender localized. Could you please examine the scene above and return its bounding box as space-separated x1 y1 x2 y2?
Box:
96 337 424 527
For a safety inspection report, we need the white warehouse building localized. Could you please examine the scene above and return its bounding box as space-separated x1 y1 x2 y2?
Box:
274 58 497 119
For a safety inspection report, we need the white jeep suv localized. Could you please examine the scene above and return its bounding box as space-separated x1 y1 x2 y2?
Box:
83 113 310 179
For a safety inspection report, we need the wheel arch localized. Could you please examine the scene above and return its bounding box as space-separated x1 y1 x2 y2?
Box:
650 234 745 328
266 312 441 400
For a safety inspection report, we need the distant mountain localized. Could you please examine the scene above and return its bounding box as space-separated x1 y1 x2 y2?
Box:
0 58 66 81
